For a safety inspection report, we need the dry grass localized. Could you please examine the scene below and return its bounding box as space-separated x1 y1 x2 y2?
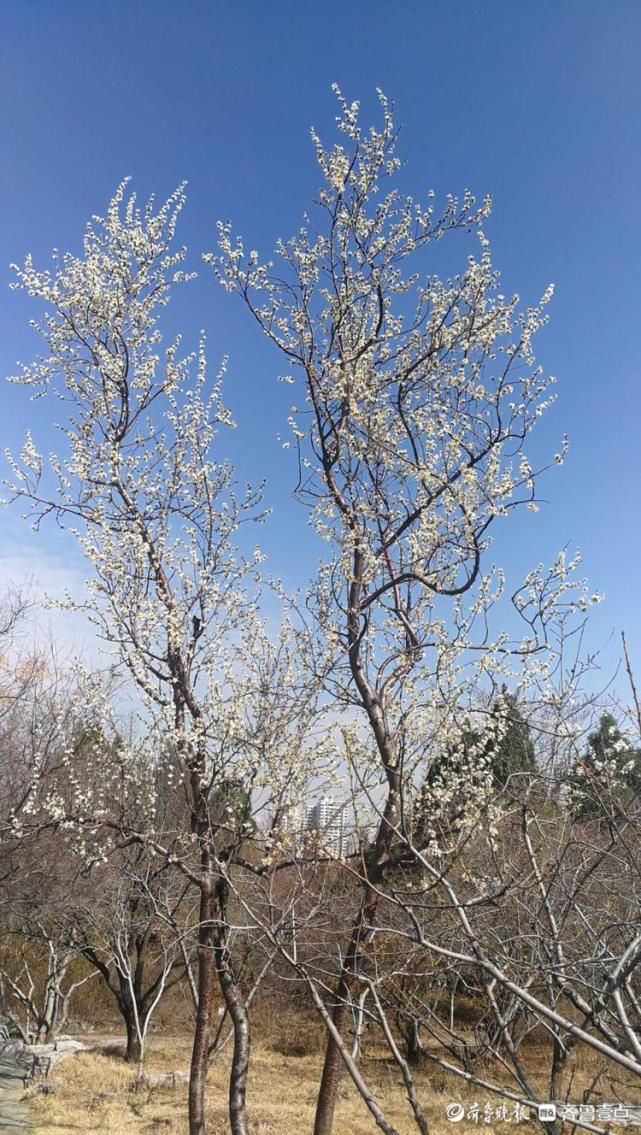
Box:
27 1028 641 1135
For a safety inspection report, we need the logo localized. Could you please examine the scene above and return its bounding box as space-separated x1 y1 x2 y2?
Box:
446 1103 466 1122
538 1105 557 1122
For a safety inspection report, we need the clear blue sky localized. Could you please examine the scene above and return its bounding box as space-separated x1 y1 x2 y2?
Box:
1 0 639 682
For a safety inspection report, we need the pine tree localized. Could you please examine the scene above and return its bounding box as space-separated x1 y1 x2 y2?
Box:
569 712 641 819
487 687 537 790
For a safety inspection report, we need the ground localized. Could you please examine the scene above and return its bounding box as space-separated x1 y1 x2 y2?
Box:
24 1023 641 1135
25 1037 505 1135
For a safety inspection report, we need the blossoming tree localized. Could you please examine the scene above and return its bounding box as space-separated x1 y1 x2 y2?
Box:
210 88 601 1135
5 184 321 1135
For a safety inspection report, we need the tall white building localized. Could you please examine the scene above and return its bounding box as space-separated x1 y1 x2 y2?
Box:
304 796 345 856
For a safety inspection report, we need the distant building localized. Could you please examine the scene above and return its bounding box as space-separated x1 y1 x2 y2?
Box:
304 796 345 856
273 794 377 858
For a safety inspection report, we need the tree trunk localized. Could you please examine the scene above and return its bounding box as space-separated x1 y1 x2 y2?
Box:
404 1018 422 1066
218 968 250 1135
549 1029 572 1135
124 1012 142 1064
314 556 402 1135
39 986 59 1042
315 995 351 1135
351 988 369 1060
214 877 251 1135
189 872 216 1135
314 769 398 1135
307 974 401 1135
117 979 142 1064
314 861 388 1135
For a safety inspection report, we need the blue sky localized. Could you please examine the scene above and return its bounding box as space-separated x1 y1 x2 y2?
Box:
1 0 639 683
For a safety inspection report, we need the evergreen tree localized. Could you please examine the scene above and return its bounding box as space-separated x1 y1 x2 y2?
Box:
414 690 537 849
424 688 537 796
487 687 537 790
570 713 641 818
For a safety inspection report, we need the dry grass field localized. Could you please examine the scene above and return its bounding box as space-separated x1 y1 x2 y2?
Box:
27 1040 515 1135
26 1016 641 1135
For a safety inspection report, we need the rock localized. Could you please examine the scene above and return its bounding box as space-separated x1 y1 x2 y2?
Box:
53 1039 85 1054
130 1071 190 1090
0 1041 25 1060
17 1039 86 1083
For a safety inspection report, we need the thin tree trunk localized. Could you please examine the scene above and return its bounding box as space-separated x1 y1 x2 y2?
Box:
404 1018 422 1066
549 1033 569 1105
449 977 458 1032
367 981 428 1135
214 877 251 1135
307 973 401 1135
208 947 274 1064
189 871 215 1135
314 801 395 1135
351 988 369 1060
315 552 401 1135
315 984 353 1135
